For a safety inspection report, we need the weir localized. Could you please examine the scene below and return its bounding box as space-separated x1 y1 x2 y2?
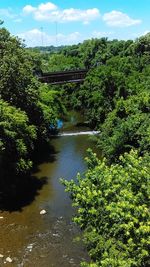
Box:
58 131 100 136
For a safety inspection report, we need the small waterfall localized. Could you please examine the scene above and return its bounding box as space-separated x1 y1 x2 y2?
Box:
58 131 99 136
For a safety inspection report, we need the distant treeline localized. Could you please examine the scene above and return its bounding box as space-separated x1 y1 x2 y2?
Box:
28 45 65 53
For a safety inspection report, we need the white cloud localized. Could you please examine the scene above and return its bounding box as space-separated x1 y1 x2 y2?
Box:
103 10 141 27
23 5 36 14
23 2 100 24
92 30 114 38
17 28 82 47
38 2 57 12
23 2 57 14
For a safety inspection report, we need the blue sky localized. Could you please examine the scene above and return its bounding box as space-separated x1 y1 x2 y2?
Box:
0 0 150 46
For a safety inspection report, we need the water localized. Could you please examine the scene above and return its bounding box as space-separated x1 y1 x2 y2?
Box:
0 113 100 266
58 131 99 136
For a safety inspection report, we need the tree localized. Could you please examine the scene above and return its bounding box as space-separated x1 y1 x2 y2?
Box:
0 100 36 173
0 28 39 113
0 27 65 174
98 91 150 161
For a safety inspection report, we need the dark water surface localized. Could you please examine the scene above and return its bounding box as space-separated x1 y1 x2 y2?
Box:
0 115 100 266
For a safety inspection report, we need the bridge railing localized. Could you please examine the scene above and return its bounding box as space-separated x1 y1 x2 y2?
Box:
39 69 88 84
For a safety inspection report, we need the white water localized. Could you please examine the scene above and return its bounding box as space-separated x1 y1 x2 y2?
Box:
58 131 99 136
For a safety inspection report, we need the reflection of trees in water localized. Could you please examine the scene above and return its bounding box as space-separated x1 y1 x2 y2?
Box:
0 141 58 212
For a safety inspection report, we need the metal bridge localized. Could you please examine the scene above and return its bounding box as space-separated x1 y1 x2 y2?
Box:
38 69 88 85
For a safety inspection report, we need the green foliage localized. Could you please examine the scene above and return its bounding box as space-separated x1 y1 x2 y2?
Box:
78 66 125 125
0 27 65 174
62 150 150 267
55 34 150 129
40 53 84 72
38 84 66 133
98 91 150 161
134 33 150 56
0 28 42 133
0 100 36 173
0 28 38 107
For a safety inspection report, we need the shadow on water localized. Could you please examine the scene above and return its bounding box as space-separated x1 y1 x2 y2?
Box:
31 138 59 168
0 140 58 212
0 174 48 212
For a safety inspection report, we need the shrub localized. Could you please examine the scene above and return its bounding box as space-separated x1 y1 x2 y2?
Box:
62 149 150 267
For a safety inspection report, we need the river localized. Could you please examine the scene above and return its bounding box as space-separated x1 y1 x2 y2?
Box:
0 113 100 267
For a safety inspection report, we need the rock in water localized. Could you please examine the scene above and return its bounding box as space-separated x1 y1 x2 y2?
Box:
6 257 13 263
0 254 4 258
40 209 47 215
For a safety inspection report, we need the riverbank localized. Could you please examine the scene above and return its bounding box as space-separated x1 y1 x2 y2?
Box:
0 113 100 266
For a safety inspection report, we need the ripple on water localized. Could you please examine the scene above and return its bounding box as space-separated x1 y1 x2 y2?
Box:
17 216 88 267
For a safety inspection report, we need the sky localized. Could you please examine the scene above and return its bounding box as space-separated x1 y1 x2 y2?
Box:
0 0 150 47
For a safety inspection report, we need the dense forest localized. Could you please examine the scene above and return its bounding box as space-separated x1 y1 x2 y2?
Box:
0 26 65 176
61 37 150 267
0 22 150 267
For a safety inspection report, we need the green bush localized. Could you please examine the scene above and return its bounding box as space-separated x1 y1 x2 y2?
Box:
62 149 150 267
0 27 65 174
98 91 150 161
0 100 36 173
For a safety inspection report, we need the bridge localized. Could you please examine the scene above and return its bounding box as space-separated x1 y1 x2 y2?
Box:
38 69 88 85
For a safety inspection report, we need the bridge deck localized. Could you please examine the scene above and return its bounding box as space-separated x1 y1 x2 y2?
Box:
39 69 88 84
